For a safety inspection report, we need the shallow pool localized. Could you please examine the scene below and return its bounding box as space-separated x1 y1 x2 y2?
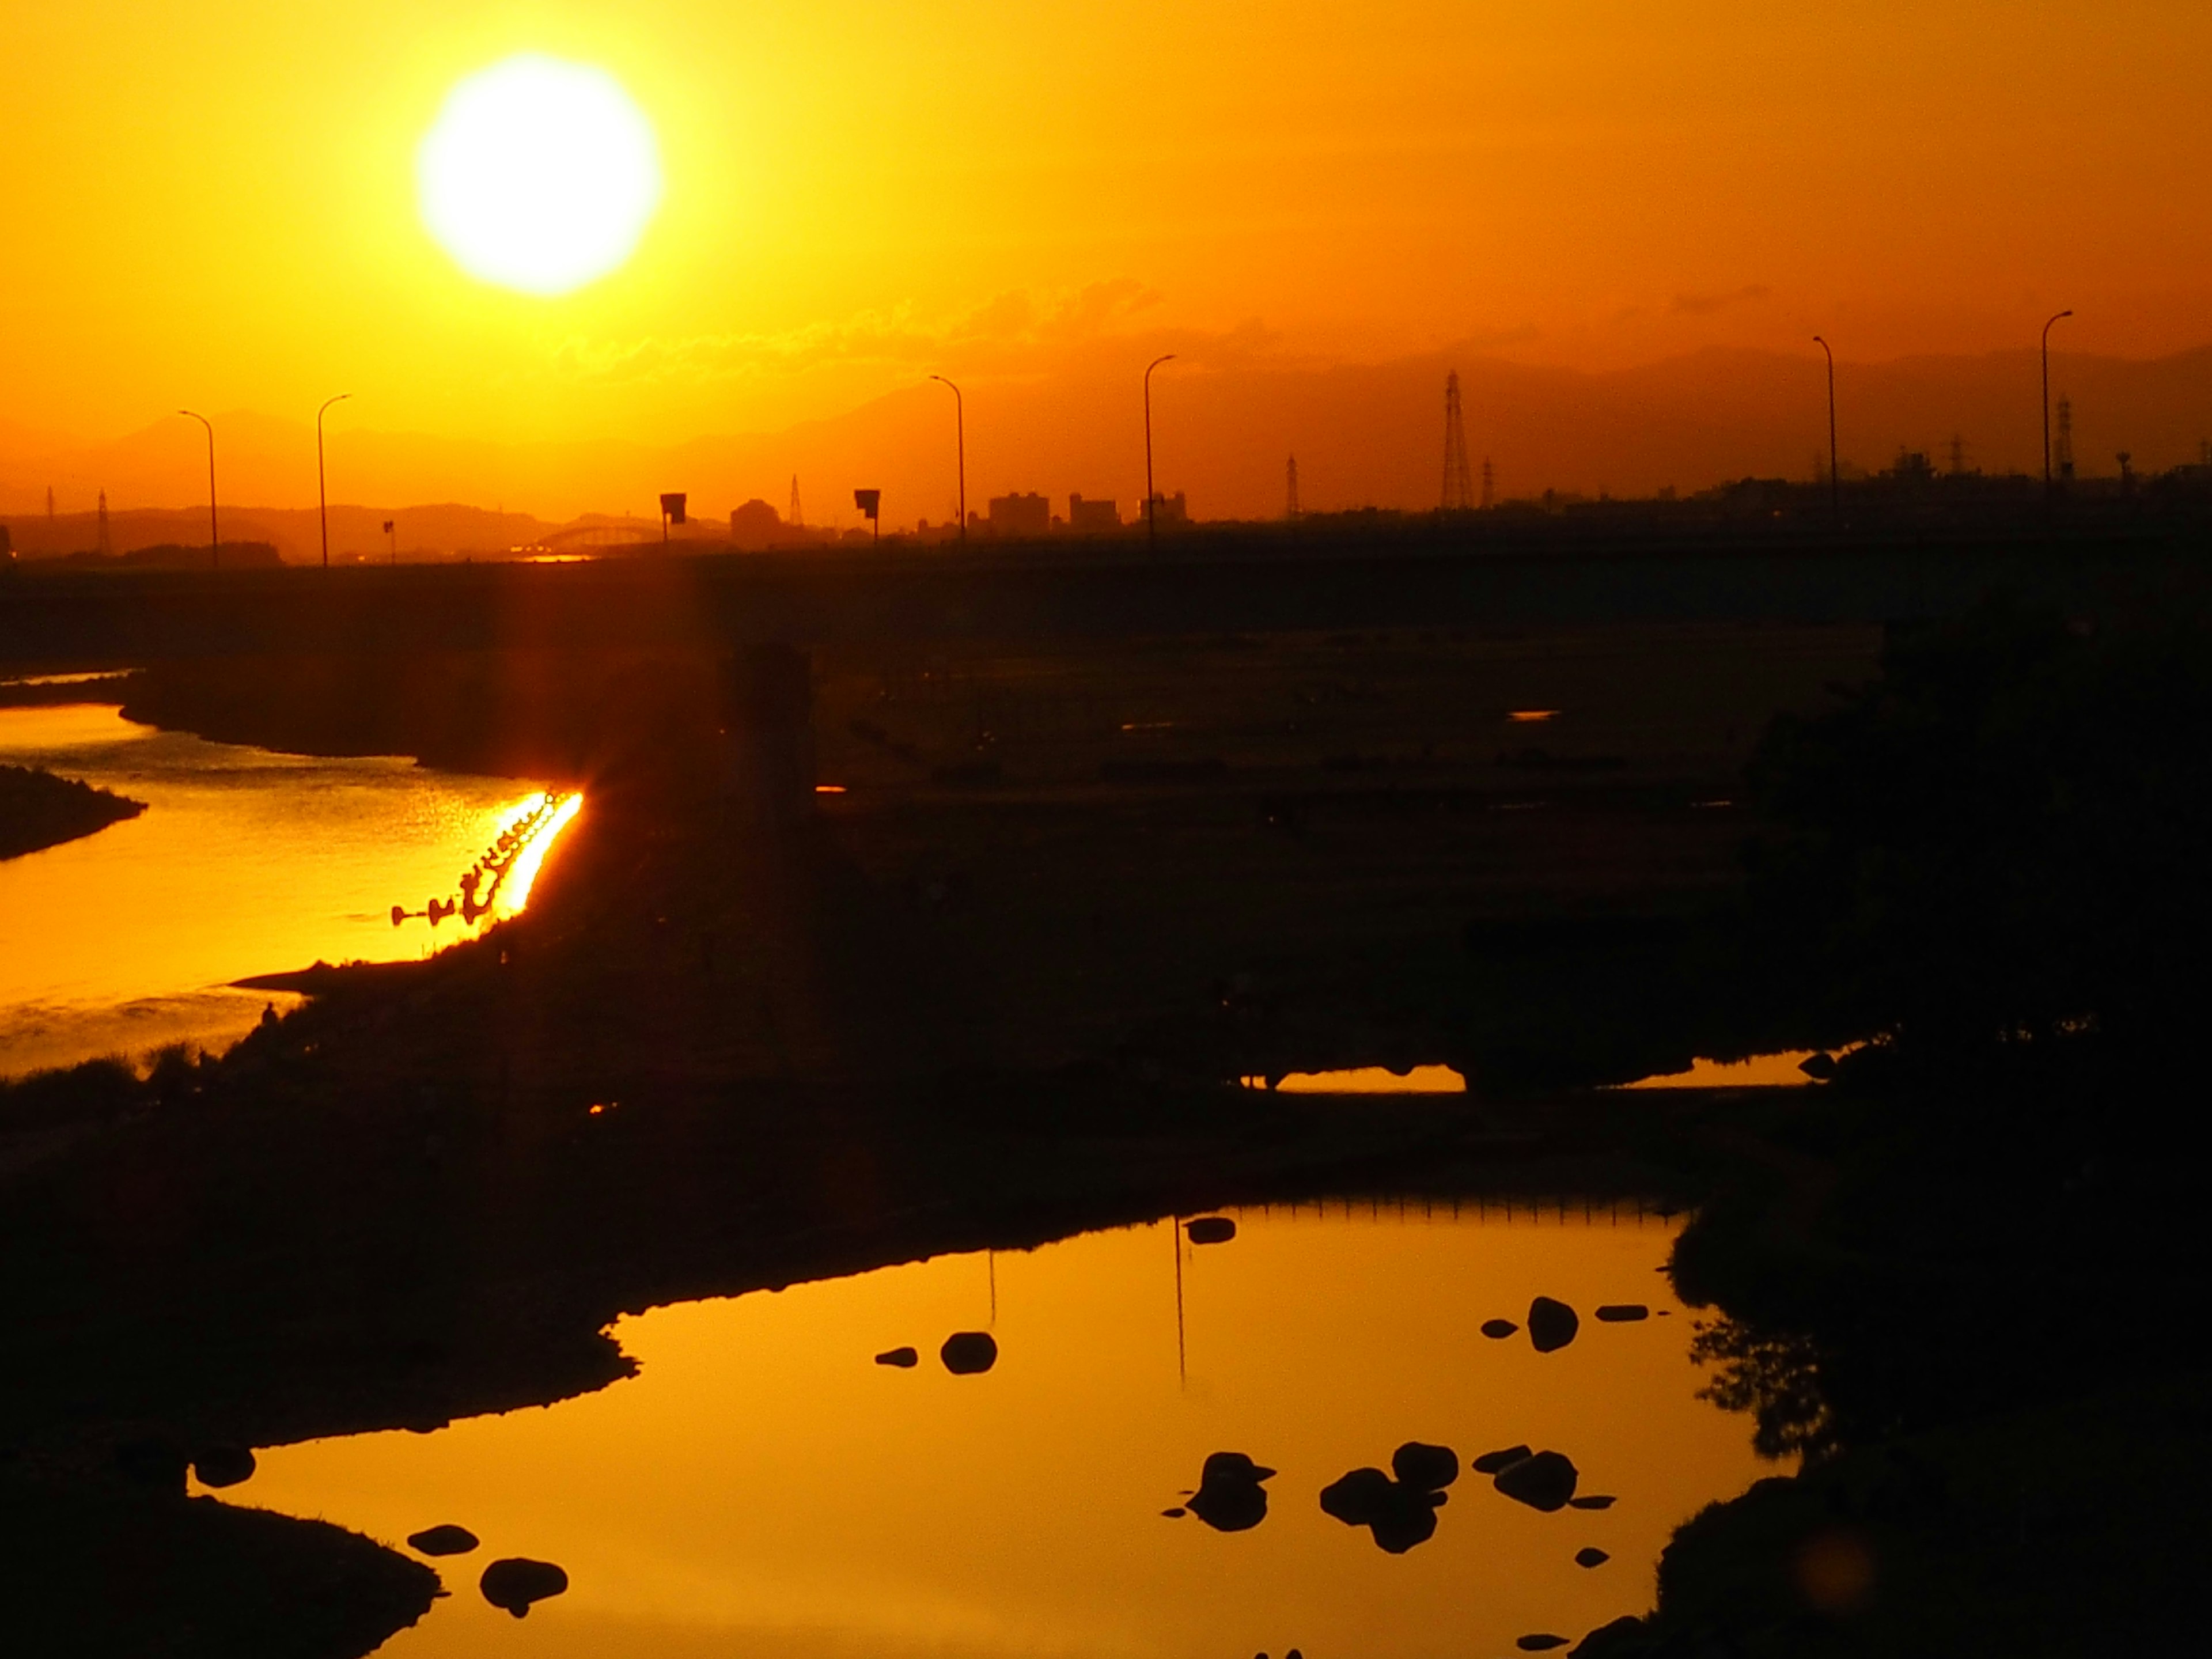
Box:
229 1201 1775 1658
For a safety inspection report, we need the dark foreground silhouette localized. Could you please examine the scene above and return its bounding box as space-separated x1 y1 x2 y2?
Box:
0 764 144 861
3 578 2210 1654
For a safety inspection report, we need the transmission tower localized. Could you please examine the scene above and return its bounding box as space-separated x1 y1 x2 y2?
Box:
1948 434 1967 477
1286 454 1300 521
1480 456 1495 510
96 490 112 557
787 474 805 528
2054 396 2075 485
1441 372 1475 510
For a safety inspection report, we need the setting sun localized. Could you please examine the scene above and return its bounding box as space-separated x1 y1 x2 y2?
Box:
416 54 662 297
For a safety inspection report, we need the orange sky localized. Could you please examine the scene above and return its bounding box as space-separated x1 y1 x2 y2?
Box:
6 2 2211 507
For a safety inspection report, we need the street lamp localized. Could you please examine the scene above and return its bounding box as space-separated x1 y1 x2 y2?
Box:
2042 310 2073 496
1144 354 1175 550
1812 337 1838 516
928 375 965 540
179 410 218 570
317 393 351 570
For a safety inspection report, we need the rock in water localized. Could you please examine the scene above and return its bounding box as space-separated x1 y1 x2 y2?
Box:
1516 1637 1570 1651
480 1558 569 1618
1570 1616 1649 1657
1527 1297 1580 1353
1321 1465 1446 1553
1185 1216 1237 1245
1472 1444 1532 1475
1188 1451 1277 1532
1594 1305 1649 1323
1575 1547 1610 1568
940 1331 998 1374
1494 1450 1580 1511
874 1346 919 1368
408 1524 480 1557
191 1445 256 1488
1391 1441 1459 1491
1567 1495 1616 1510
1319 1467 1393 1527
1480 1319 1520 1339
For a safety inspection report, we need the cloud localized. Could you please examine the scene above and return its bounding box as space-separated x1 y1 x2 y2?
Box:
546 281 1190 387
1669 285 1773 317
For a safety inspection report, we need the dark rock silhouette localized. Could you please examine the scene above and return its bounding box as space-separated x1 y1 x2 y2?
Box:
1528 1296 1580 1352
480 1558 568 1618
1473 1444 1532 1474
1594 1304 1650 1323
1188 1450 1276 1532
1495 1450 1580 1511
1572 1616 1646 1656
940 1331 998 1374
1320 1465 1395 1525
407 1525 479 1557
1575 1546 1610 1567
1517 1636 1570 1652
1161 1507 1186 1518
191 1445 256 1488
1800 1051 1839 1080
1185 1215 1237 1245
1568 1495 1617 1510
874 1346 919 1368
1320 1445 1456 1554
1482 1318 1520 1339
1391 1441 1460 1491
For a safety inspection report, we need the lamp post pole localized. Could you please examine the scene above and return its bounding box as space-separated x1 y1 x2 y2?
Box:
317 393 351 570
1143 354 1175 550
1812 336 1838 516
929 375 965 540
179 410 218 570
2042 309 2073 495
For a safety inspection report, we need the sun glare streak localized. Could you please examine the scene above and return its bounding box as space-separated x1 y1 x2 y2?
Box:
418 55 662 296
498 793 584 916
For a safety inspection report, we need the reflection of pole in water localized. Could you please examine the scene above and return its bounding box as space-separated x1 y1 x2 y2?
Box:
1172 1214 1186 1388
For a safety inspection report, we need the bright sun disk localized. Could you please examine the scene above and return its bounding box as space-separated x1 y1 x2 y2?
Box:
418 54 662 297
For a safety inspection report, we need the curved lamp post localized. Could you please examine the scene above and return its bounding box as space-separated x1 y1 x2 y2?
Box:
1144 354 1175 549
928 375 965 540
2042 310 2073 495
317 393 351 570
1812 336 1838 516
179 410 218 570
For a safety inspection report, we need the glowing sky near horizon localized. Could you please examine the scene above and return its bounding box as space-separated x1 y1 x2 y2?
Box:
3 2 2210 459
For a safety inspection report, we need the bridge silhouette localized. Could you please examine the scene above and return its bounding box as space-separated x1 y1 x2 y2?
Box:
0 519 2176 671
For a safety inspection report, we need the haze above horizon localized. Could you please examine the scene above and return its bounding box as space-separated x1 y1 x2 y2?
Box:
5 2 2211 520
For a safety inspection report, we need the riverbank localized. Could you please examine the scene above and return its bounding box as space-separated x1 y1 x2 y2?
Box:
3 591 2206 1654
0 763 143 860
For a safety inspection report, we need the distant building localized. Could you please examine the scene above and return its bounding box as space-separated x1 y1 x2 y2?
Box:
987 492 1051 538
730 499 783 551
1067 494 1120 532
1146 491 1189 528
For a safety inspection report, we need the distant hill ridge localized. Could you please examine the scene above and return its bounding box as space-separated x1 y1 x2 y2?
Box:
6 342 2211 530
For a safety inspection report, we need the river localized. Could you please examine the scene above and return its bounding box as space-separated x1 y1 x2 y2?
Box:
0 701 567 1078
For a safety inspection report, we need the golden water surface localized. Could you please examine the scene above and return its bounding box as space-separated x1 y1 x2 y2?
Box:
234 1204 1777 1659
0 703 561 1077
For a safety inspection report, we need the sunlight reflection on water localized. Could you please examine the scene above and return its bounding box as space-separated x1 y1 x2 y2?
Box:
0 703 559 1076
234 1205 1778 1659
